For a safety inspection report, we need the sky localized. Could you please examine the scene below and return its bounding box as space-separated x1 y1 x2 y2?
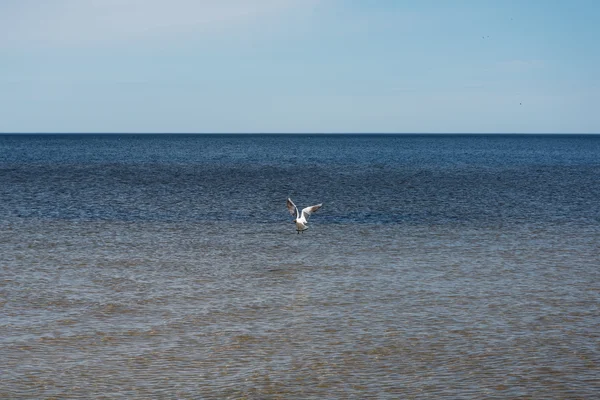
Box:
1 0 599 133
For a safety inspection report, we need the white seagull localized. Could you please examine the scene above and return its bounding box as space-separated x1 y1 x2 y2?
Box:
287 198 323 233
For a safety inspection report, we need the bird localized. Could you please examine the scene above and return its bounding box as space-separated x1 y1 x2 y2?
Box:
287 198 323 233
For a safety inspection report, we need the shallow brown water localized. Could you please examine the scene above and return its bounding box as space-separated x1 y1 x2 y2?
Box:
2 219 599 399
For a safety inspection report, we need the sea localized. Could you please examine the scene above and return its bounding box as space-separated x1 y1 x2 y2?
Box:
1 134 599 399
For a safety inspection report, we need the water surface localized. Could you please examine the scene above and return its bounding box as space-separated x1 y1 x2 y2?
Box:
1 134 599 398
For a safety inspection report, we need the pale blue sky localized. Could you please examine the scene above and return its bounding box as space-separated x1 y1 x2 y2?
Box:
1 0 599 133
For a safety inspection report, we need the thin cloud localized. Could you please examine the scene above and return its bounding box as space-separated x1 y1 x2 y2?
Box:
0 0 315 47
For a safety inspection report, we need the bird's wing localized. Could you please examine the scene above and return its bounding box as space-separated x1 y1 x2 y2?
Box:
301 203 322 220
287 198 298 218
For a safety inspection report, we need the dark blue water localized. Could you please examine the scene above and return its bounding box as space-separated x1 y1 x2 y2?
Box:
1 134 599 398
1 134 599 226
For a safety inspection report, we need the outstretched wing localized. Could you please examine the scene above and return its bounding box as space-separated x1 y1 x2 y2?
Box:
301 203 322 221
287 198 298 218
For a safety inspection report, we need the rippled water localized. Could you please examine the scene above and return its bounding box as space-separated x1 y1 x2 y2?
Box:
1 134 599 398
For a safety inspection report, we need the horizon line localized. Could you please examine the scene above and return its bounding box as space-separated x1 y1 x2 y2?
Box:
1 132 599 136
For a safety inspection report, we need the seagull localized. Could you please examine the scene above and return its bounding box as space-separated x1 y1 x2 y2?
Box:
287 198 322 233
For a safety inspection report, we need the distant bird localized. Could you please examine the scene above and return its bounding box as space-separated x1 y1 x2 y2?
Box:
287 198 322 233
